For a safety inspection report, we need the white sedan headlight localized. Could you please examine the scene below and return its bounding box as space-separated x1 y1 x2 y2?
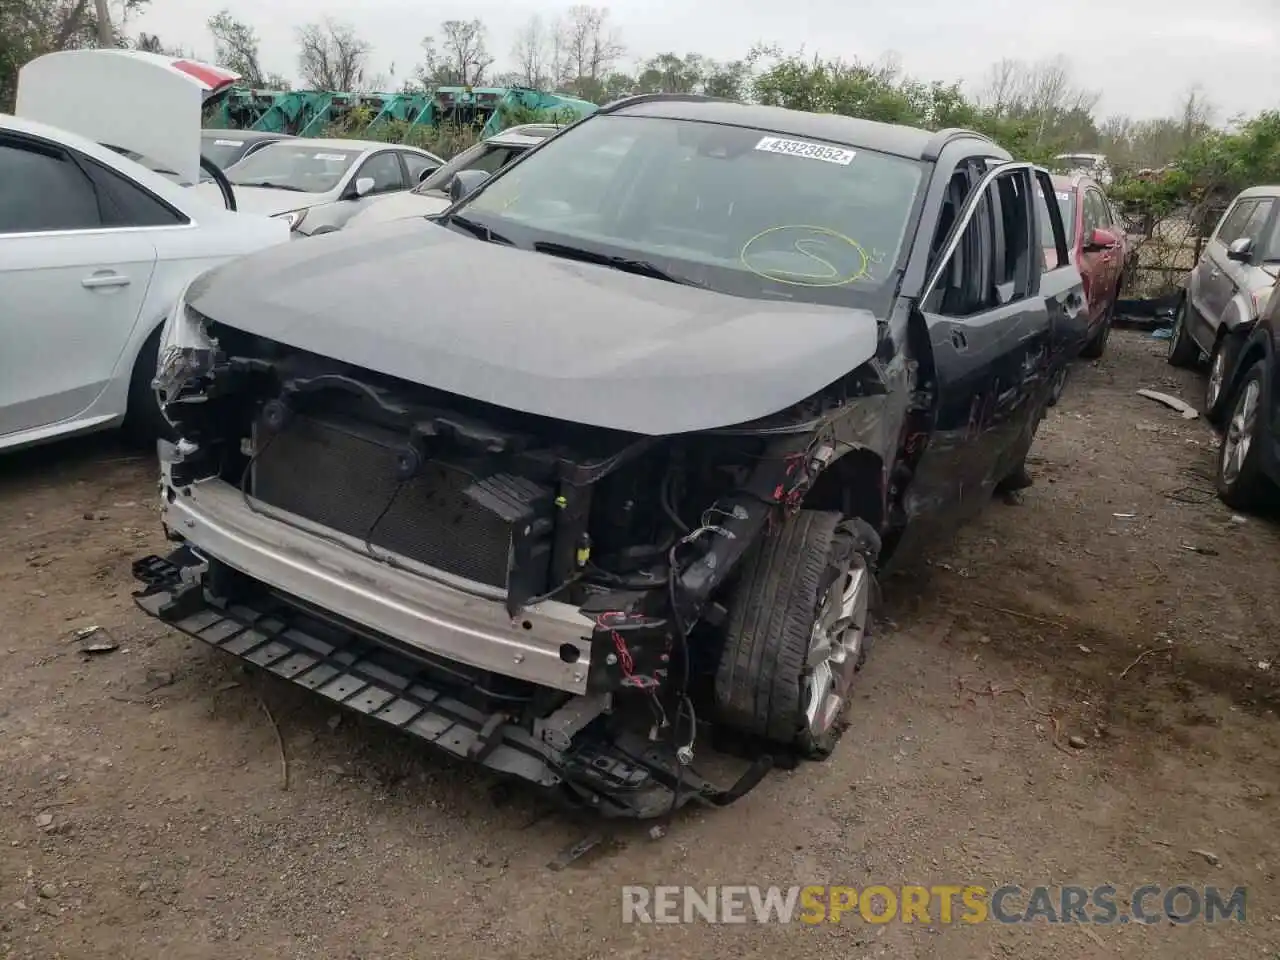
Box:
273 208 309 231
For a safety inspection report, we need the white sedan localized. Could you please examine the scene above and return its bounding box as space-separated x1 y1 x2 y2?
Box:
199 138 445 237
0 112 290 453
342 123 560 230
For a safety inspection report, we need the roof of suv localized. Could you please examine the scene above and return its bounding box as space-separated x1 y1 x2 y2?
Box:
1235 185 1280 200
1051 172 1105 193
603 95 990 161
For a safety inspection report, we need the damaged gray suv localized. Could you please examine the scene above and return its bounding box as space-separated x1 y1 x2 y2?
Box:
134 94 1086 819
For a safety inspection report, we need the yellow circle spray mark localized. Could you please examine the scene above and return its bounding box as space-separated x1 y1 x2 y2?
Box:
740 225 871 287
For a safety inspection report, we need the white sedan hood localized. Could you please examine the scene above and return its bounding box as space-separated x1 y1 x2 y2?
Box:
345 191 450 230
195 183 331 217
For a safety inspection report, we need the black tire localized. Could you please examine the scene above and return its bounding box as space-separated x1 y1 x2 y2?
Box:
1080 297 1114 360
715 510 878 760
1216 359 1274 509
122 327 176 448
1168 298 1201 368
1204 336 1238 426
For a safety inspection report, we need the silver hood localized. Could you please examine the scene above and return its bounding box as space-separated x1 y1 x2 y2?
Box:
186 218 883 436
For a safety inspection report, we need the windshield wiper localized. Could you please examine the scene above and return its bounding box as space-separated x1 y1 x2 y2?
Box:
446 213 512 245
232 180 307 192
533 242 703 287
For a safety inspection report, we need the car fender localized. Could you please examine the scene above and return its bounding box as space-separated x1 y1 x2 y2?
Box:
1220 290 1258 335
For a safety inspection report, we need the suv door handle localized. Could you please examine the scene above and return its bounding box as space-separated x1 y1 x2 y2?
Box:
81 272 131 289
951 329 967 350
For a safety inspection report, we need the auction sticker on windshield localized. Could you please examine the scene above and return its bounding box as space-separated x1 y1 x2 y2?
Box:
214 139 243 146
314 153 348 161
755 136 856 165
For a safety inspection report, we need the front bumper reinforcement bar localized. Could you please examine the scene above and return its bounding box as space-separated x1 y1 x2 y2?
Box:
132 549 771 819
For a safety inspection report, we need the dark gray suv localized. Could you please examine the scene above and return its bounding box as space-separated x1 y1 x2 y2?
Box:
135 94 1086 820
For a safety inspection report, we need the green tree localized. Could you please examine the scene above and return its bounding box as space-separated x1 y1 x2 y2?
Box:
1 0 148 110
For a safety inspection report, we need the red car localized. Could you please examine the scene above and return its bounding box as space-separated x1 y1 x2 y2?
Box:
1038 173 1127 359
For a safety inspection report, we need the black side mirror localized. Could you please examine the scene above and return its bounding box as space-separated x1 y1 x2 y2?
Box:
449 168 490 205
418 167 436 183
1227 237 1255 263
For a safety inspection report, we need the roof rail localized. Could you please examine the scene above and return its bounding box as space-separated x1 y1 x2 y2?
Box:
597 92 735 114
921 127 992 161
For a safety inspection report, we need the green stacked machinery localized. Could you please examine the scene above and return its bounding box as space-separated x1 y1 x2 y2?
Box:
204 84 596 139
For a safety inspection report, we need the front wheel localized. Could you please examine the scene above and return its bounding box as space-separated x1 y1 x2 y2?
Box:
1204 336 1238 426
715 510 879 760
1216 359 1274 509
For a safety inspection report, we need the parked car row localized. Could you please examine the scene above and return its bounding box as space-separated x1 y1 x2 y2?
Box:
196 137 446 236
0 49 551 455
1 53 292 453
1171 184 1280 510
1034 170 1129 403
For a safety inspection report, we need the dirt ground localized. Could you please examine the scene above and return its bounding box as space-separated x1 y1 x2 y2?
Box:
1 328 1278 960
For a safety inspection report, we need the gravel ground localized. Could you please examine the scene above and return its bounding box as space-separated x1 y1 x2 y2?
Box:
1 328 1278 959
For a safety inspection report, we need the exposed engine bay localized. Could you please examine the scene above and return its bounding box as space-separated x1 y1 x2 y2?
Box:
134 310 901 818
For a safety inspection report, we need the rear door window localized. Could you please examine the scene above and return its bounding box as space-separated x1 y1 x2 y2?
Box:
1082 190 1107 238
84 158 189 227
356 152 405 194
1036 186 1074 250
0 138 103 233
400 151 440 183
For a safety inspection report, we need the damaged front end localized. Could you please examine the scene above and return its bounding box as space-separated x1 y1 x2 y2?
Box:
136 302 894 817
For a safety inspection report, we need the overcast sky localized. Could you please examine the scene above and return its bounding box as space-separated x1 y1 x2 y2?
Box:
134 0 1280 122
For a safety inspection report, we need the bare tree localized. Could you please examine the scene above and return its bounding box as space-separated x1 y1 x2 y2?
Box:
560 5 623 86
297 19 370 91
981 58 1021 117
208 9 265 85
420 19 492 87
1178 84 1215 143
511 14 549 88
978 55 1100 145
546 16 570 89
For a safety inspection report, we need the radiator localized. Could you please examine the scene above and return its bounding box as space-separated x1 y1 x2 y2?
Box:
250 413 513 588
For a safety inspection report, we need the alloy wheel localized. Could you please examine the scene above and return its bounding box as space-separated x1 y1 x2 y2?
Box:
1208 346 1227 411
1222 380 1260 485
1169 305 1184 360
803 557 870 738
